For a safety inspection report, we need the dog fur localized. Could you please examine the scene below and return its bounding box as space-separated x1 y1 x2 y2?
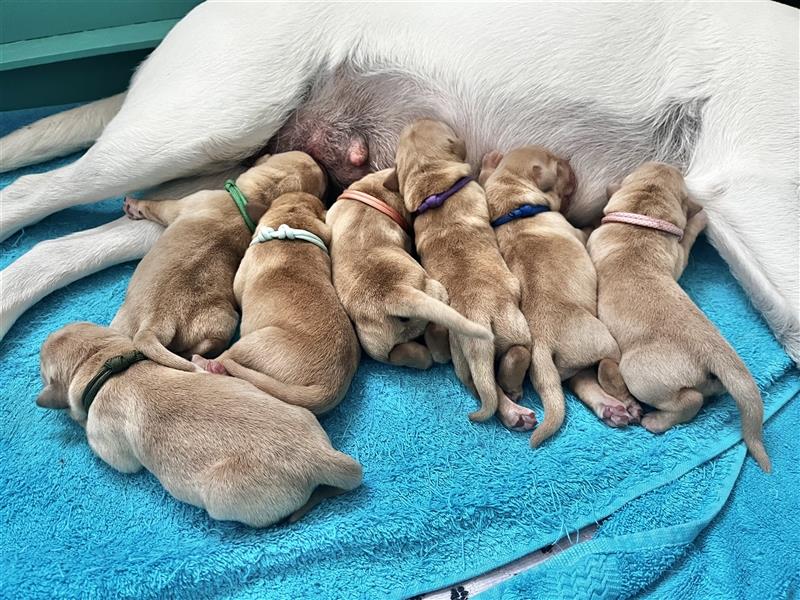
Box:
327 169 492 369
588 162 770 471
479 147 643 446
36 322 363 527
0 3 796 363
111 152 321 371
389 120 533 429
193 190 359 415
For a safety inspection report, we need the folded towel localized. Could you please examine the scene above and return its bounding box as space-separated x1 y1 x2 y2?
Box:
1 106 796 599
480 380 798 600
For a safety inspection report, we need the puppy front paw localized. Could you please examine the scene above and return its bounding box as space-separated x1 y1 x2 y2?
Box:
123 197 143 220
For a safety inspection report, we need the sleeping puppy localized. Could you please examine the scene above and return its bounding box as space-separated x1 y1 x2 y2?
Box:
36 322 363 527
479 147 642 447
113 151 326 371
588 162 770 471
386 119 533 429
193 191 360 415
327 169 492 369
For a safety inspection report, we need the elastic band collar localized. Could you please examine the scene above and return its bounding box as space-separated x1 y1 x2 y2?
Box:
81 350 147 413
416 176 473 214
491 204 550 227
225 180 257 233
601 211 684 240
337 189 411 234
251 223 329 253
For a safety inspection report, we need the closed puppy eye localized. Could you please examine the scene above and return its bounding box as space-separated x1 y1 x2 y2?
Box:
397 317 410 323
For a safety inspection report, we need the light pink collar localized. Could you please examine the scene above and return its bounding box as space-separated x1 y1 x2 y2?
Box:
601 211 683 240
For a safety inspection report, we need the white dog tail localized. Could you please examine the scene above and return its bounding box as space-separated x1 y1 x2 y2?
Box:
133 328 197 372
529 343 565 447
389 286 493 340
709 350 771 472
0 93 125 173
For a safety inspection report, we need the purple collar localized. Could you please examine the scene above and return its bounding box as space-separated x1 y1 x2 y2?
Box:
415 176 474 214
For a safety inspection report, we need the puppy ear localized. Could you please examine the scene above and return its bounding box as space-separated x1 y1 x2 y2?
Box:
36 385 68 409
686 194 703 218
383 169 400 193
450 138 467 161
606 181 622 199
246 202 268 225
533 164 557 193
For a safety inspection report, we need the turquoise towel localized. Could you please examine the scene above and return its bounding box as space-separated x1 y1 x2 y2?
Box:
1 106 797 599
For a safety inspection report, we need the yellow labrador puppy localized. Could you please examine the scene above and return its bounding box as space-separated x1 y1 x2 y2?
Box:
589 162 770 471
327 169 492 369
36 322 362 527
193 191 360 415
479 147 642 447
386 119 533 430
115 151 325 371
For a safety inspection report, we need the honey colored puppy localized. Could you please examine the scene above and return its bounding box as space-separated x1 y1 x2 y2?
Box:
480 147 642 447
36 322 363 527
589 162 770 471
327 169 492 369
114 151 326 371
387 119 533 429
193 191 360 414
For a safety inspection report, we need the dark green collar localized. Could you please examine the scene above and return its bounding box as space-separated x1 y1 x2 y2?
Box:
225 179 257 233
81 351 147 413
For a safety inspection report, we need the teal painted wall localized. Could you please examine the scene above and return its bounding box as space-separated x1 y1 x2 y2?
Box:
0 0 203 109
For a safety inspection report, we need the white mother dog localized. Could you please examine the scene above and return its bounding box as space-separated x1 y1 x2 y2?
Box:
1 2 797 361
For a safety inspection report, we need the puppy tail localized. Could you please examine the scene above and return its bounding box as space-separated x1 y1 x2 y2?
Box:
216 359 334 415
529 344 566 447
710 350 771 472
133 328 197 373
0 93 125 172
389 286 493 340
289 452 363 523
461 336 499 422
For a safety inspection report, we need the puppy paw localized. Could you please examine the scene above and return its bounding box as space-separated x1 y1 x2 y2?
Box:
498 400 537 431
600 402 633 428
641 413 672 434
123 197 143 220
481 150 504 170
623 398 644 423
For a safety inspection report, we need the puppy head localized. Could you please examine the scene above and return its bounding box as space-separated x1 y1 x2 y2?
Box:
604 162 693 226
238 151 327 213
481 147 575 219
391 119 471 211
37 322 118 413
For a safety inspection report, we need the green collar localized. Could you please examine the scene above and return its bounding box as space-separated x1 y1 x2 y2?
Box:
80 350 147 413
225 179 257 233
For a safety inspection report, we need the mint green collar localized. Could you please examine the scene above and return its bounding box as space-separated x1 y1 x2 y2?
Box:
225 179 257 233
250 224 329 254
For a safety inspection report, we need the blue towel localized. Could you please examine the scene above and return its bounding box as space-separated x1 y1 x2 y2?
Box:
1 106 797 599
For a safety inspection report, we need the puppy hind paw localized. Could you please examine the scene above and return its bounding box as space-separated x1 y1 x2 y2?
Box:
498 401 537 431
600 403 633 428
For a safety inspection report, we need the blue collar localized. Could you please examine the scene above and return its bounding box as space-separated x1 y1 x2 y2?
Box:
491 204 550 227
416 176 473 214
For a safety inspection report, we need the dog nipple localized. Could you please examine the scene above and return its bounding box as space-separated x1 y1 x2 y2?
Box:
347 136 368 167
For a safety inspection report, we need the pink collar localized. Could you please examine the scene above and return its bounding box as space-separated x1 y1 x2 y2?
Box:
601 211 683 240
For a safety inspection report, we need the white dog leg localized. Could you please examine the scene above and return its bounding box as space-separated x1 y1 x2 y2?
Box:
0 217 162 339
0 93 125 173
